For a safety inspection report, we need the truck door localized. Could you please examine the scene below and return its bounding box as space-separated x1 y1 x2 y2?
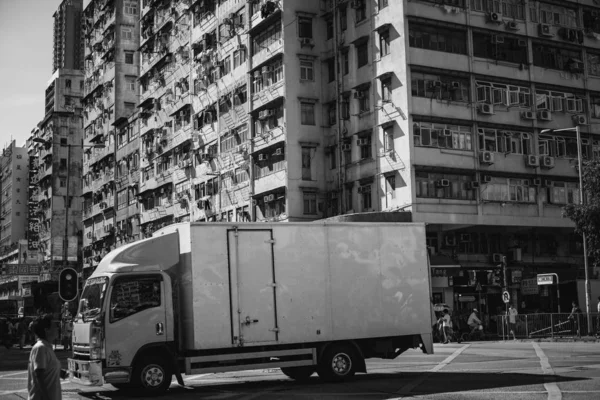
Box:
104 274 167 369
228 229 278 345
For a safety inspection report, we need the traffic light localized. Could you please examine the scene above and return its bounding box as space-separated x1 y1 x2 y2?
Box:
59 268 79 302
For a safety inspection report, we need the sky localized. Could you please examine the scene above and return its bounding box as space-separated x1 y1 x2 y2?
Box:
0 0 90 150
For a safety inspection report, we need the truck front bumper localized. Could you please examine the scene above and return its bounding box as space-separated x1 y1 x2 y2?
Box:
67 358 103 386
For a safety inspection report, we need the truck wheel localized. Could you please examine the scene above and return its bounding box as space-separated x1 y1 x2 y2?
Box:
317 344 358 382
280 366 315 381
131 356 172 396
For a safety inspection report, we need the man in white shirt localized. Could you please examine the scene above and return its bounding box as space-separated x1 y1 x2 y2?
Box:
467 309 483 332
596 296 600 338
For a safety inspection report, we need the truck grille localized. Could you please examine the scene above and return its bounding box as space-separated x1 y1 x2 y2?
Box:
72 342 91 360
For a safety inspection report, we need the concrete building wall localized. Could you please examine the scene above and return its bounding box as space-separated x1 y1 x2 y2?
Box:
0 142 29 252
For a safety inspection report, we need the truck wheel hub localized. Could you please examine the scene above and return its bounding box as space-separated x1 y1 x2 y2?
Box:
332 353 351 375
144 366 163 386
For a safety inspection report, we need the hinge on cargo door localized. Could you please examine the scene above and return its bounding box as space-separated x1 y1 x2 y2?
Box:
265 239 275 244
269 328 280 333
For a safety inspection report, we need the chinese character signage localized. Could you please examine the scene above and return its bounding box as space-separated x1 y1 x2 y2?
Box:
0 264 40 275
28 155 39 250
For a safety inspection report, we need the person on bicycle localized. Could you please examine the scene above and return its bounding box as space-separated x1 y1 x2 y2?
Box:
467 308 483 333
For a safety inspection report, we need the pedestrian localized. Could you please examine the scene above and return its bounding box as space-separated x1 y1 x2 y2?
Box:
17 318 27 350
467 308 483 332
596 296 600 338
61 318 73 351
508 304 518 340
568 301 582 336
442 309 452 344
27 314 66 400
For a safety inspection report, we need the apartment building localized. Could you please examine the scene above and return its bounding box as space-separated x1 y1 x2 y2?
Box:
81 0 141 275
53 0 85 74
0 141 29 254
29 69 85 278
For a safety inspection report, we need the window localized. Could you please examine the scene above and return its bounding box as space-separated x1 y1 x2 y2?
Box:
476 80 531 107
546 181 579 204
233 47 247 68
379 0 389 9
342 51 349 75
355 2 367 22
109 276 161 323
126 77 136 91
538 134 580 159
385 175 395 199
125 51 134 64
300 60 314 81
326 19 334 40
409 23 468 55
234 168 249 185
301 102 315 125
124 1 137 15
532 43 581 71
384 126 395 153
416 172 476 200
359 136 372 159
60 158 67 169
535 89 583 113
340 8 347 31
252 22 282 55
381 77 392 102
472 33 528 64
60 178 66 187
329 146 337 169
411 72 471 102
303 192 317 214
118 189 128 210
341 97 350 119
379 30 390 57
345 185 353 210
301 147 312 180
472 0 524 20
477 128 531 154
360 185 372 210
356 87 370 112
328 102 337 126
587 52 600 77
122 27 134 41
356 41 369 68
222 56 231 75
66 79 71 89
530 2 578 28
480 177 537 203
591 96 600 119
583 8 600 34
414 122 473 151
298 17 313 38
327 59 335 82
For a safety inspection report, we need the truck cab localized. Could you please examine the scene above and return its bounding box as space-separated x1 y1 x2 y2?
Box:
68 231 178 392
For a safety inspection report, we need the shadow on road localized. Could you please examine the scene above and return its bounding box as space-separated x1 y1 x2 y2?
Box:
75 371 587 399
0 348 71 372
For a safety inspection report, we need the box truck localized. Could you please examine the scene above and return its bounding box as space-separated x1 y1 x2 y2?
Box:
68 222 433 395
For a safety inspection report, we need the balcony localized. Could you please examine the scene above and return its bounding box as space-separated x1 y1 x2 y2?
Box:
252 125 285 153
249 1 280 32
251 39 283 69
254 163 287 195
92 170 115 192
251 80 284 112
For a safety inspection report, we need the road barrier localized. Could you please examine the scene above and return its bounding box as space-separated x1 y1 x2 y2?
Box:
497 313 600 339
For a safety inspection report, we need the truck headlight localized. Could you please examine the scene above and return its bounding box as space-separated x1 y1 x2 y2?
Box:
89 323 104 360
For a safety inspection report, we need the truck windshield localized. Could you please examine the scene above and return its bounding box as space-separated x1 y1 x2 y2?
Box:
77 277 108 322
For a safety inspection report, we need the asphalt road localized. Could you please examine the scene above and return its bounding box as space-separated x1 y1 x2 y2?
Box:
1 341 599 399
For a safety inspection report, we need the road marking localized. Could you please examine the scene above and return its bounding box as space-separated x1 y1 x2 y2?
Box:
391 344 470 397
533 342 562 400
0 389 26 395
0 371 27 378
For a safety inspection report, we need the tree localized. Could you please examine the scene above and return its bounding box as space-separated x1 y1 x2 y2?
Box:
562 159 600 266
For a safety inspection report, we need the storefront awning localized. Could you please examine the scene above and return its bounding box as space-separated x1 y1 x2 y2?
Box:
430 254 461 268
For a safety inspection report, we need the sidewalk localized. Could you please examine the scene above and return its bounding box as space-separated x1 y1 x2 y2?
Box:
0 344 72 371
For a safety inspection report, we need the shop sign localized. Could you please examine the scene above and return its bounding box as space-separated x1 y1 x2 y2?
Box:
521 278 539 295
458 295 476 302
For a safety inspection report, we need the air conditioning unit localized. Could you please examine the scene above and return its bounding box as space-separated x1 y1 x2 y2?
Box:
491 35 505 44
274 148 283 156
443 128 452 136
357 138 370 146
572 114 587 125
488 12 503 23
517 39 527 47
526 155 539 167
468 181 480 189
521 111 535 120
478 103 494 115
506 21 519 30
482 175 493 183
258 154 269 161
480 151 494 165
351 0 364 9
200 153 211 162
435 179 450 187
258 109 273 120
264 194 275 202
539 23 554 37
354 91 365 99
540 155 555 169
341 143 352 151
537 110 552 121
460 234 472 243
445 236 456 246
492 253 504 263
300 37 314 46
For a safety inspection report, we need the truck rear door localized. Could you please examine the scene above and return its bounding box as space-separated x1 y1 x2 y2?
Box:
228 229 278 345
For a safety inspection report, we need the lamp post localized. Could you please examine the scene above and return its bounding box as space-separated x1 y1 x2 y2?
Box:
540 126 591 334
32 138 104 275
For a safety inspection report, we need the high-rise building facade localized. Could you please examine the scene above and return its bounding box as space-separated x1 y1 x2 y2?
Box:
30 68 85 277
0 141 30 253
53 0 85 74
81 0 141 275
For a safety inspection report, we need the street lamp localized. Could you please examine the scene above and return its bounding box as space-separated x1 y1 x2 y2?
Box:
32 138 105 273
540 126 591 334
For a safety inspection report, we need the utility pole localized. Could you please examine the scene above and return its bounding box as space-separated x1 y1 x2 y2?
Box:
64 144 71 269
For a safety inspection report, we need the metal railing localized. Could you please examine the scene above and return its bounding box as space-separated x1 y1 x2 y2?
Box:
497 313 600 339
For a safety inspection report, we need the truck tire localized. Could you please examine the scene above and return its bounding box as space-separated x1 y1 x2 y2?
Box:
131 356 172 396
317 344 358 382
280 366 315 381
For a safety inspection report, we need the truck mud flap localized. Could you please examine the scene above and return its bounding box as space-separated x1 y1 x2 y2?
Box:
420 333 433 354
